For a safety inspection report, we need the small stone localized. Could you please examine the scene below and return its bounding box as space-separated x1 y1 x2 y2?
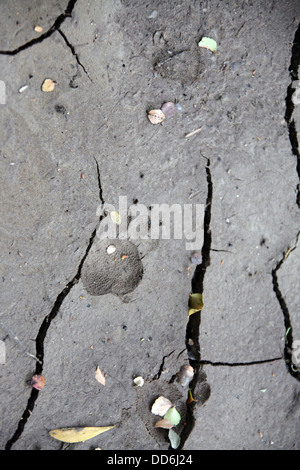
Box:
190 252 202 264
34 25 43 33
106 245 116 254
133 376 144 387
161 102 178 118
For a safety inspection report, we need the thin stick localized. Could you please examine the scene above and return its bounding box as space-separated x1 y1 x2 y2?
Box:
0 321 42 364
185 126 202 138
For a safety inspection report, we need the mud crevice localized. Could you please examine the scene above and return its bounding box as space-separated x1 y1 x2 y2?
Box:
93 156 105 205
152 350 176 381
5 158 104 450
271 232 300 382
0 0 78 56
198 357 282 367
285 22 300 207
180 156 213 449
57 29 92 81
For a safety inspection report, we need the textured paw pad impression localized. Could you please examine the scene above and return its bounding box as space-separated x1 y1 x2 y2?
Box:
81 239 143 296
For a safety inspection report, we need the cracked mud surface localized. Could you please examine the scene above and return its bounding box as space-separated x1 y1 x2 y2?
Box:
0 0 300 450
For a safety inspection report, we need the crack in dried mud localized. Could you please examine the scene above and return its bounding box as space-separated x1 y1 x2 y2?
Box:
0 0 78 56
198 357 282 367
57 29 92 81
5 157 104 450
285 22 300 207
180 156 212 449
272 232 300 382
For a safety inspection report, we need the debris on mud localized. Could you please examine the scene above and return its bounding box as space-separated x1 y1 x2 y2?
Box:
151 396 173 416
198 37 217 53
176 365 194 387
49 426 115 443
95 366 106 386
168 429 181 449
185 127 203 138
188 293 204 316
161 101 178 118
147 109 165 124
41 78 55 92
31 375 45 391
133 376 144 387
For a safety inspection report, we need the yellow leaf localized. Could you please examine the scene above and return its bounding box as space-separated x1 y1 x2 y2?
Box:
110 211 122 225
49 426 115 443
187 389 197 404
188 293 204 316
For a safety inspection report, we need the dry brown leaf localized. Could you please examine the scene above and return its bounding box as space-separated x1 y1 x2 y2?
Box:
42 79 55 92
95 366 106 386
151 396 173 416
154 418 174 429
147 109 165 124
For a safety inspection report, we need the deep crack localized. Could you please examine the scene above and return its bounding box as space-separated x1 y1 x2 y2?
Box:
0 0 78 56
152 350 175 381
180 155 213 449
285 22 300 207
198 357 282 367
5 158 104 450
271 232 300 382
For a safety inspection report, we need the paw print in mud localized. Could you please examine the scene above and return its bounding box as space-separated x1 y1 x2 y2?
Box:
81 238 143 296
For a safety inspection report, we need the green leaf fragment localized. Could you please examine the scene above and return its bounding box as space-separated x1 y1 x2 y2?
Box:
163 406 181 426
168 429 181 449
198 37 217 53
188 293 204 316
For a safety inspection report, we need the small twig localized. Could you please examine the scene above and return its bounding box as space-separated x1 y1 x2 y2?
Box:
154 49 188 69
185 127 203 138
0 321 42 364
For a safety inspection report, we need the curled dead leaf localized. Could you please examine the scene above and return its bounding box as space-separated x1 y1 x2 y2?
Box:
188 293 204 316
154 418 174 429
151 396 173 416
187 389 197 404
95 366 106 386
